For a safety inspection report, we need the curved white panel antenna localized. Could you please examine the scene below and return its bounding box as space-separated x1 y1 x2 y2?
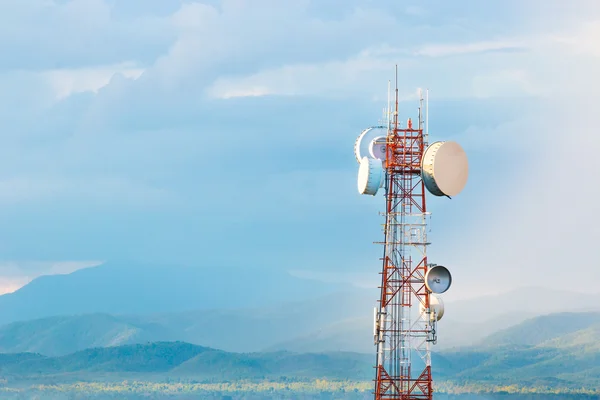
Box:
354 126 387 164
369 136 387 161
419 294 445 321
421 141 469 197
425 265 452 294
358 156 383 196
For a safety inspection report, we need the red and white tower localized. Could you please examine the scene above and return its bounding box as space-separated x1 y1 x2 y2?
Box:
355 70 468 399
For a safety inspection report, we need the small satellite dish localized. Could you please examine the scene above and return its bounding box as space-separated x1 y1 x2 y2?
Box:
425 265 452 294
421 141 468 197
369 136 387 161
358 156 383 196
354 126 386 164
419 294 445 321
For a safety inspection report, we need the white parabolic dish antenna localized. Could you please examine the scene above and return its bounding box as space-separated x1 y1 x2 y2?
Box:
421 141 469 197
354 126 387 163
358 156 383 196
419 294 445 321
425 265 452 294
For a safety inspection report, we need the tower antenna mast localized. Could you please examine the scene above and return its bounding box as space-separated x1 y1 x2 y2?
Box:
354 67 469 399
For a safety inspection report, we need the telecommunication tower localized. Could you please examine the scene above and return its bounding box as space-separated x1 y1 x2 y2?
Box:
354 68 468 399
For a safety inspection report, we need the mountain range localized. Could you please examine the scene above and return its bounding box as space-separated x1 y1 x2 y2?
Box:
0 262 343 325
0 262 598 397
0 341 374 384
0 312 599 390
0 290 371 356
1 262 599 357
443 312 600 383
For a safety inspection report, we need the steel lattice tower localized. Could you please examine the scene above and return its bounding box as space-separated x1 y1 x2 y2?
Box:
373 79 435 399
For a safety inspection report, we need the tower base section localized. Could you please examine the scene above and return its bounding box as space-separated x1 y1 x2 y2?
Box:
374 365 432 400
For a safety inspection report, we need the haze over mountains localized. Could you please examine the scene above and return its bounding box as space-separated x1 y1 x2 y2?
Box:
0 291 371 356
0 262 599 357
1 314 600 390
0 342 375 384
0 262 343 325
0 262 599 397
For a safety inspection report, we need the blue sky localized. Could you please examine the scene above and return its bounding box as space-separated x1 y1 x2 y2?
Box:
0 0 599 299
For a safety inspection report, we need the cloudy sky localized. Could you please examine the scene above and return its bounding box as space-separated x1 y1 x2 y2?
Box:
0 0 598 299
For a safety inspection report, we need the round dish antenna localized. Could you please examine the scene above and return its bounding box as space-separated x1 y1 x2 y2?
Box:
369 136 387 161
425 265 452 294
354 126 386 164
419 294 445 321
421 141 469 197
358 156 383 196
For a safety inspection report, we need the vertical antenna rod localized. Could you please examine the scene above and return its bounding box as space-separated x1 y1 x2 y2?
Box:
387 80 391 129
425 89 429 145
419 89 423 131
395 65 399 130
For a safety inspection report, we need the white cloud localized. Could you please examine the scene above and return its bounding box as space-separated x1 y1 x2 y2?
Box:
549 19 600 61
206 52 423 100
205 17 598 102
211 86 275 100
41 63 145 100
415 40 527 57
149 1 403 91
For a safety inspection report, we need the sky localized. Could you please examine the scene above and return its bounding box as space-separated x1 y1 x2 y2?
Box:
0 0 599 299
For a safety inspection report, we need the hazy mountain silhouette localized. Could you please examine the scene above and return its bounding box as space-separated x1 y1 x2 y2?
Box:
481 311 600 347
0 313 169 356
0 289 375 356
1 283 599 357
0 341 374 383
1 335 599 389
440 323 600 387
0 261 345 326
445 286 600 322
267 287 600 352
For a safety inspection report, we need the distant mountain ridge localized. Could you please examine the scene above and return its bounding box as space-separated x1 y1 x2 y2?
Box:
1 266 599 357
436 311 600 387
481 311 600 347
0 290 375 356
0 341 374 383
446 287 600 322
0 333 599 390
1 281 599 389
265 287 600 352
0 262 345 325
